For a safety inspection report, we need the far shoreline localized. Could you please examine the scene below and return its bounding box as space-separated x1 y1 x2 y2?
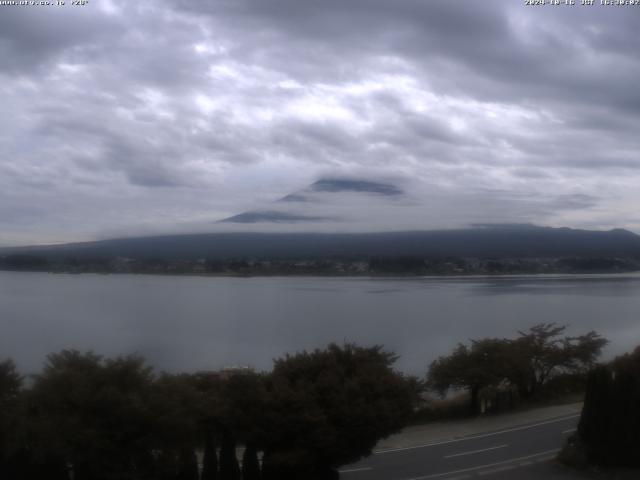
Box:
2 268 640 280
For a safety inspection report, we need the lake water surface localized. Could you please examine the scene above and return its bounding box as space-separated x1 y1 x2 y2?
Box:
1 271 639 375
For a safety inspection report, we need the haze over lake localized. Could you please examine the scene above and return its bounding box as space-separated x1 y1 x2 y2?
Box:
2 271 639 375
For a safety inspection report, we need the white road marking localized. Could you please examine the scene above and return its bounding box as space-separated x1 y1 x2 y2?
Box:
338 466 373 474
444 444 508 459
376 415 579 454
562 428 577 434
403 448 560 480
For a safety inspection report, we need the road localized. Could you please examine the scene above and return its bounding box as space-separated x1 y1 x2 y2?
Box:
340 414 581 480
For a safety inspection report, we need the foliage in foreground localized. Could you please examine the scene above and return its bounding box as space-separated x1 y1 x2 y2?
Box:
261 345 416 478
427 324 607 414
0 344 417 480
566 346 640 467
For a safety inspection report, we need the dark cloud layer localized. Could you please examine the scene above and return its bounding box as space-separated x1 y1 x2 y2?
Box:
311 179 403 196
1 0 640 245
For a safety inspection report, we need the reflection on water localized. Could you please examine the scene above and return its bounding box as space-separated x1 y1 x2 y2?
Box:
470 274 640 297
1 271 639 375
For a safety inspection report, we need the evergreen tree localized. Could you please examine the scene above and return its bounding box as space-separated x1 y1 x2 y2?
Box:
577 366 612 464
157 450 179 480
18 452 69 480
241 444 261 480
201 432 218 480
608 347 640 466
74 460 96 480
177 447 199 480
575 346 640 466
0 360 23 480
219 430 241 480
134 450 157 480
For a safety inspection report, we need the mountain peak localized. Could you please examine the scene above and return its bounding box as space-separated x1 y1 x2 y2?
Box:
218 210 332 224
221 177 404 224
311 178 403 196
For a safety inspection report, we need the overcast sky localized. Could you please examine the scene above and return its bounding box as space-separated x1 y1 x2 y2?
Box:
1 0 640 245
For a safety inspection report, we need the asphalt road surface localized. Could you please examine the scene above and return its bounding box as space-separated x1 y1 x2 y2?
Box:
340 414 581 480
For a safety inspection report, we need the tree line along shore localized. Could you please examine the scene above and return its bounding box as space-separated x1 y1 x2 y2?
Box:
2 253 640 276
0 325 638 480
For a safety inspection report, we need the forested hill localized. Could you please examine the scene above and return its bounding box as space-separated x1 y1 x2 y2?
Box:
2 225 640 261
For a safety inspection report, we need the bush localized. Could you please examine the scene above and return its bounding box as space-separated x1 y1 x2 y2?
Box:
570 347 640 467
260 343 418 477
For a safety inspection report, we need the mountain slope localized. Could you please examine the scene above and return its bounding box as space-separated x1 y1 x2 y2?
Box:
3 225 640 261
218 177 405 224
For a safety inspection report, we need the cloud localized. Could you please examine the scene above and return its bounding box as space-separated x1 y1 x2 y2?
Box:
0 6 122 73
1 0 640 245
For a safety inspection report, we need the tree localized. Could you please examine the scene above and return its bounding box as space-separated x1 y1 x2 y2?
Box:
29 350 157 480
428 339 512 414
201 430 219 480
157 450 179 480
0 360 23 479
575 346 640 466
217 372 269 446
2 344 419 480
576 366 612 462
242 444 261 480
207 371 270 480
0 360 21 400
189 371 224 480
219 430 241 480
511 324 607 397
149 373 202 452
177 447 198 480
428 325 608 414
0 254 48 271
260 343 417 479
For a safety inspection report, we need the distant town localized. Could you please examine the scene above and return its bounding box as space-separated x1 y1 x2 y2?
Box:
1 254 639 276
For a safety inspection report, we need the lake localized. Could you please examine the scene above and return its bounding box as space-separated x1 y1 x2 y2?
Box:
1 271 639 375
